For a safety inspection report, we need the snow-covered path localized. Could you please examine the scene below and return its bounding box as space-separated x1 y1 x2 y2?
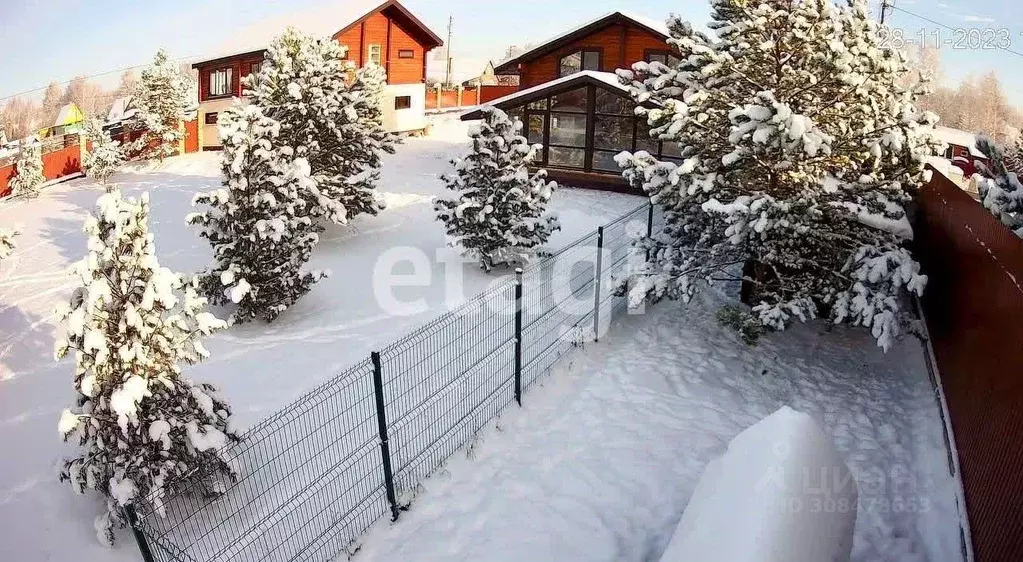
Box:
0 114 643 561
353 290 963 562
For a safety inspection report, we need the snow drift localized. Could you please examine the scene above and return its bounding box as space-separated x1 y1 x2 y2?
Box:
660 406 858 562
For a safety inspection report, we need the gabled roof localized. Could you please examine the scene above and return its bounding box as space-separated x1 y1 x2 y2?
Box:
193 0 443 68
461 71 632 120
493 11 670 75
54 103 84 127
933 126 986 158
106 96 137 125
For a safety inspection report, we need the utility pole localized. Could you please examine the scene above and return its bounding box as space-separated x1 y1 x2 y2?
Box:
880 0 894 24
445 16 454 87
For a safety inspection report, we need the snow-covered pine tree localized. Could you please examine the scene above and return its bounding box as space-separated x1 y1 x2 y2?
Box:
0 227 17 260
9 142 45 197
129 49 192 162
616 0 939 350
82 119 125 186
188 104 328 323
245 28 396 224
55 189 237 546
975 134 1023 237
435 107 559 271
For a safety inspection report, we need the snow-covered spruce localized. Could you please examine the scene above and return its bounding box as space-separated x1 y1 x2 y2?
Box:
435 107 559 271
0 227 17 260
127 49 192 162
975 134 1023 237
245 27 397 223
188 103 328 323
82 119 125 186
55 189 237 546
615 0 940 350
9 142 45 197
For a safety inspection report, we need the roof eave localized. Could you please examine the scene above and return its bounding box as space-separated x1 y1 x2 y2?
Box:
492 12 669 74
192 49 267 69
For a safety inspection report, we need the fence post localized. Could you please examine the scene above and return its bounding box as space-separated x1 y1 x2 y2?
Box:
370 351 400 521
514 268 523 406
593 226 604 342
123 503 157 562
645 202 654 262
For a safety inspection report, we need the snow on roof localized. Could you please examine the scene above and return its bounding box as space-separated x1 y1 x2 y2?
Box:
106 96 137 125
462 71 627 118
53 104 83 127
196 0 440 65
932 126 986 158
493 11 670 71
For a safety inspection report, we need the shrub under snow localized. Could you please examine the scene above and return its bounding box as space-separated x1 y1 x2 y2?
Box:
616 0 940 350
55 189 238 545
435 107 559 271
83 119 125 185
9 142 45 197
188 104 328 323
974 134 1023 237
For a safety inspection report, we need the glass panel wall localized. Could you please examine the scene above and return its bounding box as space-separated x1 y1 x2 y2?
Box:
499 84 685 174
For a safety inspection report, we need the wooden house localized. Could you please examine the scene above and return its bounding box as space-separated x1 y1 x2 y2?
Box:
466 12 677 190
191 0 442 150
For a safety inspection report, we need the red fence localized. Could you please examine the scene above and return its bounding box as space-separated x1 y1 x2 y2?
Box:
0 135 83 198
424 85 520 111
914 169 1023 562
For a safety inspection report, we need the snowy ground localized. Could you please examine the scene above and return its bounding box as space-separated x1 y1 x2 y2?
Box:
352 288 964 562
0 113 644 562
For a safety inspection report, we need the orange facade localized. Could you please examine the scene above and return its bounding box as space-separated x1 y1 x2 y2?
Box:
517 23 668 88
334 12 427 84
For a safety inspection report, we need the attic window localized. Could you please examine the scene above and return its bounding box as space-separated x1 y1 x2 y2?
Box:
558 49 601 77
368 44 383 65
398 49 415 59
208 68 232 98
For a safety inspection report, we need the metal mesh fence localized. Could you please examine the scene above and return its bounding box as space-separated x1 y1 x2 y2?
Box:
129 202 657 562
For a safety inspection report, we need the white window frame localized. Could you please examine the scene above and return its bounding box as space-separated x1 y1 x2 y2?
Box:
208 68 232 98
368 44 383 66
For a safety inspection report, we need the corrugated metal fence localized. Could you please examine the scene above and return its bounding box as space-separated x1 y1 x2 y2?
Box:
914 169 1023 562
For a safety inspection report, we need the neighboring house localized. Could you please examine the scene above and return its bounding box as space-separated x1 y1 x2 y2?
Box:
931 126 988 181
465 11 676 190
191 0 443 150
462 62 520 87
462 71 680 191
39 103 85 138
105 96 138 128
492 11 671 89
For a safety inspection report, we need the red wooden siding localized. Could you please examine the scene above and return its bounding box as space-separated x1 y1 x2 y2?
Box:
334 12 427 84
196 53 265 102
479 85 519 104
518 23 668 88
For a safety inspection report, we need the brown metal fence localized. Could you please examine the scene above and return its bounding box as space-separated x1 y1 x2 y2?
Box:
914 169 1023 562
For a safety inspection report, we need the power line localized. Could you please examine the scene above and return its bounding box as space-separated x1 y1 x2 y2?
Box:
0 54 200 104
889 5 1023 59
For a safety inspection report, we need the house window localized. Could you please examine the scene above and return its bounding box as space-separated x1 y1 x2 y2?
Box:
208 68 232 98
204 112 218 125
368 45 383 65
645 50 682 67
499 84 673 173
398 49 415 59
249 60 263 77
395 96 412 110
558 49 601 77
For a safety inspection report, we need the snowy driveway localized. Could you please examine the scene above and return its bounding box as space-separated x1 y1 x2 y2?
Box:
354 290 963 562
